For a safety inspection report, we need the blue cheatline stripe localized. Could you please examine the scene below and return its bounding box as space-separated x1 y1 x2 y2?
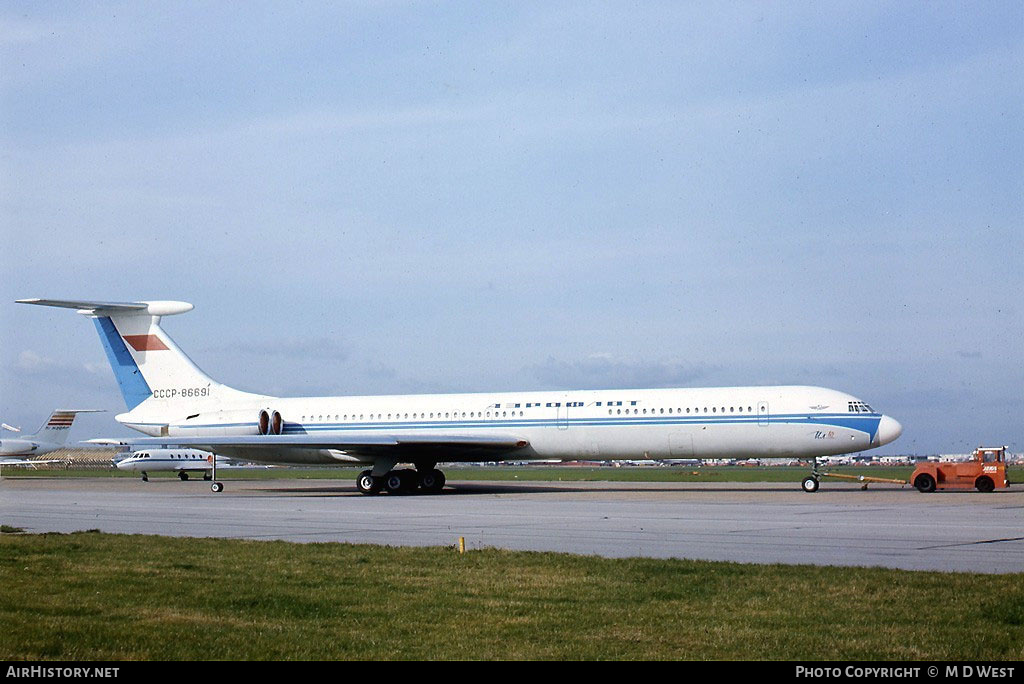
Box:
124 459 206 464
176 413 883 440
93 317 152 410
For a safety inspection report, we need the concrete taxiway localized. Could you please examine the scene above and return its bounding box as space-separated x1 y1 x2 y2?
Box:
2 477 1022 573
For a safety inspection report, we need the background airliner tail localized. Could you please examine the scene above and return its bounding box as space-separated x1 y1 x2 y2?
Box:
17 299 260 411
30 409 102 445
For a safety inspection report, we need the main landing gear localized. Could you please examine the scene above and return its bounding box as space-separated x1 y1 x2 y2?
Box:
356 467 447 495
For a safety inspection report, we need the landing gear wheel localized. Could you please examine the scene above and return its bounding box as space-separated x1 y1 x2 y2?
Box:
141 472 148 482
179 471 189 481
975 476 994 493
801 476 819 493
356 470 382 495
914 473 936 493
384 470 419 494
211 482 224 493
384 471 407 495
419 469 446 493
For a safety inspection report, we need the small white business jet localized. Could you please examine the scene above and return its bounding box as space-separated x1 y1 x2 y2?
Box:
18 299 902 494
0 409 102 471
113 447 218 482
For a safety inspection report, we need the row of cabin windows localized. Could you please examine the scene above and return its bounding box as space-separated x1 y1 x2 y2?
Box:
298 404 759 422
298 400 645 421
300 411 528 422
609 406 755 415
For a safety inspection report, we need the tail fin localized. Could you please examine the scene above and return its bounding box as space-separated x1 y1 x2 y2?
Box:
29 409 103 445
17 299 258 410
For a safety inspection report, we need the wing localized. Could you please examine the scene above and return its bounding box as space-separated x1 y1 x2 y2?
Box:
0 458 66 466
120 433 531 464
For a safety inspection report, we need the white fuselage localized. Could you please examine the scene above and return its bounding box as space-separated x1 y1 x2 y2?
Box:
115 448 214 473
0 438 59 459
117 385 902 467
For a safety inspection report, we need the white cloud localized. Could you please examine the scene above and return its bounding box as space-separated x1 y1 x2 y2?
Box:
528 354 715 390
16 349 102 376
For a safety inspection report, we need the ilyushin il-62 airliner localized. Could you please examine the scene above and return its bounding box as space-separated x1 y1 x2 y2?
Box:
18 299 902 495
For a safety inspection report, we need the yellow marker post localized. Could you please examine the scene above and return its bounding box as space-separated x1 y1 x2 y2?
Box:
459 536 465 554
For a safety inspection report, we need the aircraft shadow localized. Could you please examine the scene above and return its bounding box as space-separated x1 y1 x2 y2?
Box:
443 483 813 495
252 483 574 496
253 482 826 497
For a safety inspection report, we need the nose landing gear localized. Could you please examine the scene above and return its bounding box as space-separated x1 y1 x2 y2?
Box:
801 458 820 493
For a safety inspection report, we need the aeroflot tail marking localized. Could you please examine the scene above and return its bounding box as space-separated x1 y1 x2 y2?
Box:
123 335 169 351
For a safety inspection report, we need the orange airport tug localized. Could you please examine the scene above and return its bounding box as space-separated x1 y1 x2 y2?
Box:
910 446 1011 493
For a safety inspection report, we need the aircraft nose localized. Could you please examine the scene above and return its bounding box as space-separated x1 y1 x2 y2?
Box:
876 415 903 446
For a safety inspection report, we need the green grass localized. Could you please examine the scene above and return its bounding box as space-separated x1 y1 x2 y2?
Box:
1 531 1021 660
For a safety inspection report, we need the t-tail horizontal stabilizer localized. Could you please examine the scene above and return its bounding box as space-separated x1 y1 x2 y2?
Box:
17 298 263 412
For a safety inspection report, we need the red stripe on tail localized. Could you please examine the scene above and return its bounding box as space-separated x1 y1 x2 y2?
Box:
123 334 169 351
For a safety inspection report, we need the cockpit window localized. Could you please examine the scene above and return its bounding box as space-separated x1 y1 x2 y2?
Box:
848 401 874 413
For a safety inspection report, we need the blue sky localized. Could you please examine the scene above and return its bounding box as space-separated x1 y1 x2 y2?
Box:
1 2 1021 454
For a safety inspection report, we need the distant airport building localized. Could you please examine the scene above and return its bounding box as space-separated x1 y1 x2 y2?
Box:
876 455 915 465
